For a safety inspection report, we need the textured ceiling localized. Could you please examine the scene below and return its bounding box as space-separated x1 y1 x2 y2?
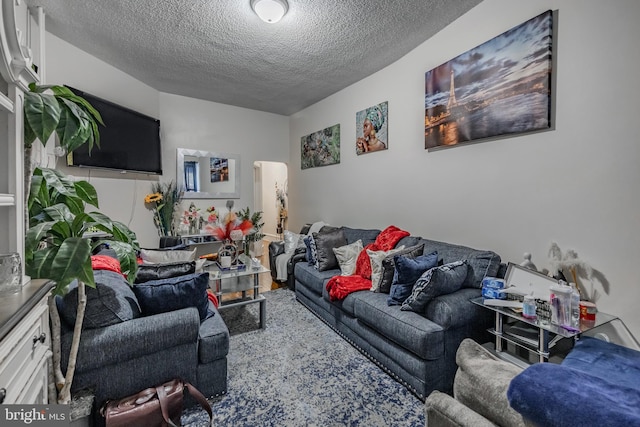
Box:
26 0 482 116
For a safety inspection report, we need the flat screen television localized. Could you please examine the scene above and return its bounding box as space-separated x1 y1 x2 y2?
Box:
66 86 162 174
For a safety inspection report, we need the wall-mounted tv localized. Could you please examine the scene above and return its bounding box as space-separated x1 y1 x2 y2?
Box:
66 86 162 175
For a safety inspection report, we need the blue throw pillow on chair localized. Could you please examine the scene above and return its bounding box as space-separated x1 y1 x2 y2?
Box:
387 251 438 305
133 272 210 321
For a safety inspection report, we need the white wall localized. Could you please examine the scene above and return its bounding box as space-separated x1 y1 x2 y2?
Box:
45 35 290 248
288 0 640 338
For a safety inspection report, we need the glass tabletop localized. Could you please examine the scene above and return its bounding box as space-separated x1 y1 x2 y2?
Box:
470 297 618 338
204 254 270 280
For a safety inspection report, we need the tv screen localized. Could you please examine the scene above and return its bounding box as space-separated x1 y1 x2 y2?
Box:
66 87 162 174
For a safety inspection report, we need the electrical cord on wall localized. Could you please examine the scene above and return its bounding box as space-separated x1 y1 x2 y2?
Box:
127 176 138 229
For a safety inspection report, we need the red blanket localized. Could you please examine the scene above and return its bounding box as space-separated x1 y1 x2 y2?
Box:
326 225 409 301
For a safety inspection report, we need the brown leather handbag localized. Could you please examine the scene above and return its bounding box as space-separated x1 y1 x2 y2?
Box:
101 379 213 427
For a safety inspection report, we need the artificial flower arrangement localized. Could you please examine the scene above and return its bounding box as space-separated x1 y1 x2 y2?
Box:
181 202 201 234
205 204 252 242
144 181 182 236
206 206 219 224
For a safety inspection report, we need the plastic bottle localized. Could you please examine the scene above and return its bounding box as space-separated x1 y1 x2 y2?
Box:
569 282 580 328
522 293 537 320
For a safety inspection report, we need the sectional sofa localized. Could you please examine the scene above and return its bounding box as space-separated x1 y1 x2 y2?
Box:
292 225 504 399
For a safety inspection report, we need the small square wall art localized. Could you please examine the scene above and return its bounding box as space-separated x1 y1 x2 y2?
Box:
356 101 388 155
301 124 340 170
424 10 553 150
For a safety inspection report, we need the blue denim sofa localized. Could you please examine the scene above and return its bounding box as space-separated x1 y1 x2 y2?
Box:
293 226 504 399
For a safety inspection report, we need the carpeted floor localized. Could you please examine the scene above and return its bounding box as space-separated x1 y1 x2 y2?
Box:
181 288 425 426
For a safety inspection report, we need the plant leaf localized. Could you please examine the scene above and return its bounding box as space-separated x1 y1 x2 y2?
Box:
74 180 99 208
50 237 95 288
24 91 61 145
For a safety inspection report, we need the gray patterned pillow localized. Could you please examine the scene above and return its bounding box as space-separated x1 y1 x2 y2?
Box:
333 239 363 276
401 260 468 313
368 246 406 292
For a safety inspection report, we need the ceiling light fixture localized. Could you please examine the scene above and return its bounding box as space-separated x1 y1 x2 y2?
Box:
251 0 289 24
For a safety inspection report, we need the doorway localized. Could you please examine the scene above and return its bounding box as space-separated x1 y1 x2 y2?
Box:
253 161 288 241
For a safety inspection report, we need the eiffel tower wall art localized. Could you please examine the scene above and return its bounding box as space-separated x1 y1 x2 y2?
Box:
424 10 553 151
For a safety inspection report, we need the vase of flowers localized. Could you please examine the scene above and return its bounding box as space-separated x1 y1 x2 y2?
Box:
205 205 252 264
182 202 201 235
144 181 182 236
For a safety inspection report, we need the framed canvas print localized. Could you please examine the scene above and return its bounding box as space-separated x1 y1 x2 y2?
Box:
301 124 340 169
356 101 388 155
424 10 553 150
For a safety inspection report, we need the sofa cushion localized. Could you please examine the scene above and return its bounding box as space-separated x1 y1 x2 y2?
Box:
367 246 406 292
58 270 142 329
388 251 439 306
134 261 196 283
133 272 210 320
139 248 197 264
417 239 501 288
198 301 230 363
341 227 380 246
295 262 339 296
313 229 348 271
333 239 363 276
353 292 444 360
401 261 468 313
378 244 425 293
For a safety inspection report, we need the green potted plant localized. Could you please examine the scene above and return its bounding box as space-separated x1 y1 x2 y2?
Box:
238 207 265 257
22 84 138 405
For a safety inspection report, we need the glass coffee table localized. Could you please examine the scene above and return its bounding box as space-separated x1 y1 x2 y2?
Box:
205 254 270 329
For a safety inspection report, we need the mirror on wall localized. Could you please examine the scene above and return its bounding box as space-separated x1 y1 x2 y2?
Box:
177 148 240 199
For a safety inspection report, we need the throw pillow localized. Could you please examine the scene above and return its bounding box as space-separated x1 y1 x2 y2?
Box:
387 251 439 306
58 270 141 329
368 246 406 292
378 244 425 293
133 272 210 321
303 235 318 267
401 260 468 312
333 239 363 276
313 229 348 271
134 261 196 283
284 230 302 253
139 248 197 264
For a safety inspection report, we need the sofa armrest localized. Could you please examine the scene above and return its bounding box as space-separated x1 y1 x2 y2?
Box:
425 288 489 329
425 391 496 427
61 307 201 372
454 339 526 427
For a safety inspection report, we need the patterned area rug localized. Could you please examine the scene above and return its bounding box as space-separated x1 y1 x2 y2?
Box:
181 288 424 426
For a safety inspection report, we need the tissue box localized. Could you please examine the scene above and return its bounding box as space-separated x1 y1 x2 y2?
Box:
482 277 506 299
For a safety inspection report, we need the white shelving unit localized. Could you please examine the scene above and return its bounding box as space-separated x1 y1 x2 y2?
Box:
0 0 51 405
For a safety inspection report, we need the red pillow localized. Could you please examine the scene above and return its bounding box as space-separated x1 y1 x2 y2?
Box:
91 255 123 276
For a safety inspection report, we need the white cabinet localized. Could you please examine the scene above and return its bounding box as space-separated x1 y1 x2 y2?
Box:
0 1 50 406
0 279 53 404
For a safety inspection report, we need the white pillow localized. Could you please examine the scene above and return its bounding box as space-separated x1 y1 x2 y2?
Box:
367 246 406 292
332 240 363 276
284 230 302 253
139 248 197 265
